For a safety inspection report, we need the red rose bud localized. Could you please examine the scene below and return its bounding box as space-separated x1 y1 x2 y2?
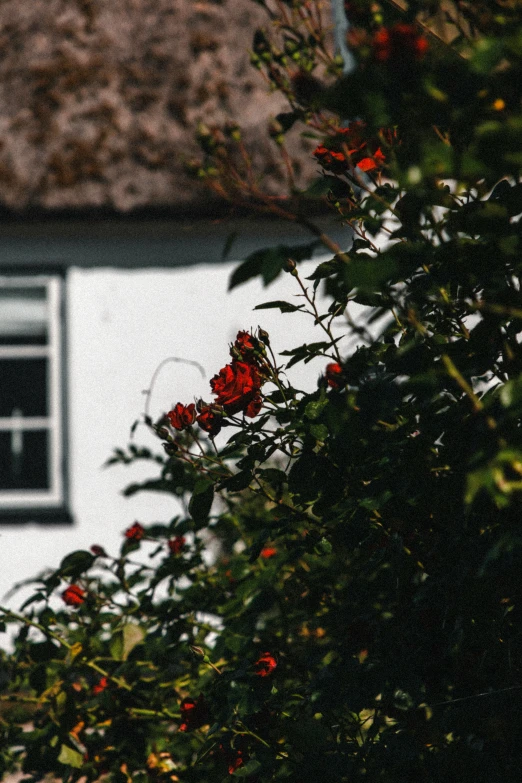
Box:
254 652 277 677
90 544 106 557
167 403 196 431
326 362 344 389
258 328 270 345
260 546 277 559
196 404 222 436
179 696 209 732
125 521 144 541
168 535 186 555
62 584 86 607
234 330 257 357
92 676 109 695
373 23 428 63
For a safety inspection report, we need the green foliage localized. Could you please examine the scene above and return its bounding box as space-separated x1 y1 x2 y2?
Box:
2 1 522 782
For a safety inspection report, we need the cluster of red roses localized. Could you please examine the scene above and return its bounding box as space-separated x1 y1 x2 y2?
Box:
178 653 277 774
372 22 429 63
61 528 187 609
342 11 429 64
179 654 277 733
123 521 186 554
313 121 396 176
179 695 209 733
167 331 265 439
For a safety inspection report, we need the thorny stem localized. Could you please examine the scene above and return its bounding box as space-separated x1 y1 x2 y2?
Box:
291 265 343 363
233 722 271 749
0 607 72 651
258 354 289 407
127 707 180 720
441 354 490 419
0 606 133 691
391 307 408 337
406 310 497 429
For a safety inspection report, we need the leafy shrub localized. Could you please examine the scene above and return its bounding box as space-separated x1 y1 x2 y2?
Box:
2 1 522 781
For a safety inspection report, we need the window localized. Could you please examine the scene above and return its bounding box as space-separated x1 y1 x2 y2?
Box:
0 275 70 521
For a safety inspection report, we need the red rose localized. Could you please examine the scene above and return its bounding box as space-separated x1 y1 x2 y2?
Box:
313 145 348 174
338 122 388 172
315 122 391 174
196 404 222 436
219 744 245 775
245 393 263 418
167 403 196 431
228 753 244 775
90 544 106 557
62 584 86 607
125 521 144 541
92 676 109 695
254 652 277 677
260 546 277 559
357 147 385 172
373 23 428 63
326 362 343 389
168 535 186 555
210 360 262 415
179 696 208 732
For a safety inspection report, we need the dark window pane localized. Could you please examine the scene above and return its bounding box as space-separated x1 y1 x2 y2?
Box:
0 430 49 490
0 359 48 417
0 287 48 345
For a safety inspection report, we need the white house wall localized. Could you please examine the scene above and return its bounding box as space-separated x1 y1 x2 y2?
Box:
0 258 351 611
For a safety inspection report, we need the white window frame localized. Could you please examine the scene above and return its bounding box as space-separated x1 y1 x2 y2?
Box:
0 274 64 509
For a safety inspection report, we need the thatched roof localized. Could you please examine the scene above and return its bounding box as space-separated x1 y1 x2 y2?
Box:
0 0 312 214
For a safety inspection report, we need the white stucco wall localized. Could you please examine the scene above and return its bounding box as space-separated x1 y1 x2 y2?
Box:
0 258 356 611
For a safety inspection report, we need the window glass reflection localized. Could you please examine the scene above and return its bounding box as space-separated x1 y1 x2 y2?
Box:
0 287 48 345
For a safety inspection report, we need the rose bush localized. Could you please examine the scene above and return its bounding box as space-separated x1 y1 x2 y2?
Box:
2 1 522 781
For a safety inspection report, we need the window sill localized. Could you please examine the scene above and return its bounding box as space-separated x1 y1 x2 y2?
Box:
0 507 73 525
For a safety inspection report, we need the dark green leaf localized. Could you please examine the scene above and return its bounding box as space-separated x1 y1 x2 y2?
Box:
222 230 239 261
221 470 253 492
228 241 320 290
58 551 95 579
233 759 262 777
189 480 214 524
254 300 306 313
